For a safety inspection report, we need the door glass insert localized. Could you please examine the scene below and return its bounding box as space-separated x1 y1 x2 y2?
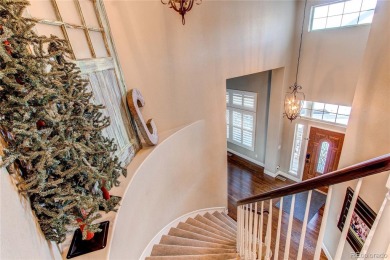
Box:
317 141 330 173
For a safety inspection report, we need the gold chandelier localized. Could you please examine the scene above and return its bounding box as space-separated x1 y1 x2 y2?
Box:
284 0 308 122
161 0 202 25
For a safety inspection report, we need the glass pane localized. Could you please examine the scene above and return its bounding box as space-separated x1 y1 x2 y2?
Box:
361 0 377 11
243 114 254 131
328 2 345 16
323 112 337 123
358 10 375 24
242 130 253 148
232 111 242 127
90 31 109 58
326 15 342 28
317 141 330 174
302 101 312 109
342 12 359 26
226 92 229 104
232 127 242 143
312 102 325 110
232 93 243 106
79 0 100 28
300 108 310 117
67 28 92 60
338 105 352 115
336 114 350 125
243 94 255 110
291 124 304 174
57 1 83 25
314 5 329 18
311 110 323 120
34 23 64 39
344 0 362 13
312 18 327 30
325 104 338 113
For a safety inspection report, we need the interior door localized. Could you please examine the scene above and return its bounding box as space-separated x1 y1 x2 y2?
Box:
24 0 141 165
303 127 345 192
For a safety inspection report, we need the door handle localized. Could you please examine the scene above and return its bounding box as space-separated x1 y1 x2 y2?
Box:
305 153 311 164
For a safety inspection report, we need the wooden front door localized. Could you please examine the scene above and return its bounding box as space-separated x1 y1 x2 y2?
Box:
303 127 345 192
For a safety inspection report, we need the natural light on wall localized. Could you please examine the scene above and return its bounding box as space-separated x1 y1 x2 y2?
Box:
226 90 257 151
310 0 377 31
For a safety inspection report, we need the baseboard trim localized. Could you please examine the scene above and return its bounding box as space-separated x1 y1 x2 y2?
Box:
227 149 264 167
322 242 333 260
276 171 302 183
264 169 277 178
139 206 227 260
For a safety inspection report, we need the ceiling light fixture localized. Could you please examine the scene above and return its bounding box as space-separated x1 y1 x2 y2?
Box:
161 0 202 25
284 0 308 122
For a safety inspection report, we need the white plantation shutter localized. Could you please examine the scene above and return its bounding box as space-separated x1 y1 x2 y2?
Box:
226 89 257 151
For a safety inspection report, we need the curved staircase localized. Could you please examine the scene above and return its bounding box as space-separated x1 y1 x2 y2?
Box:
146 211 240 259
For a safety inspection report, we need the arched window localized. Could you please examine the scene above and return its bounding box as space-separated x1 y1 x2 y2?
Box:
317 141 330 173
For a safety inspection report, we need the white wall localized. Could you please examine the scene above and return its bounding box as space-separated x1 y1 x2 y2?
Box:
278 0 371 177
323 0 390 257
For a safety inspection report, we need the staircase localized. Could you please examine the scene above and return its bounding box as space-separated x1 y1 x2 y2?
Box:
146 211 240 259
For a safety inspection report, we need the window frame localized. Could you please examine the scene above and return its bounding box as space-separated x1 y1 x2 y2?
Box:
309 0 377 32
226 89 257 151
289 123 305 176
300 101 352 126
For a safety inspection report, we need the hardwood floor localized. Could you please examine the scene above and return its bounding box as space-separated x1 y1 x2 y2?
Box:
227 158 327 260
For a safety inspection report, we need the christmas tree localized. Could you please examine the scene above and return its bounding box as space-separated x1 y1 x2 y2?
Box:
0 0 126 243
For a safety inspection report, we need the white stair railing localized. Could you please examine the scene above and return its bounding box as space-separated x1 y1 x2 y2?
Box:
235 153 390 260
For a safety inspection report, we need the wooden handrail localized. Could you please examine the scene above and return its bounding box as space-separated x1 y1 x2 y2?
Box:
237 153 390 205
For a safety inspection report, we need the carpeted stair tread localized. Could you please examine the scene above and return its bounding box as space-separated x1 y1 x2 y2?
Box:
150 244 236 256
146 253 239 259
220 212 238 230
185 218 236 241
203 213 237 235
212 212 237 231
176 222 235 243
168 227 235 246
159 235 236 249
194 215 237 238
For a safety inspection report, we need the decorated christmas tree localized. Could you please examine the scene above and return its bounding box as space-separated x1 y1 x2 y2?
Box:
0 0 126 243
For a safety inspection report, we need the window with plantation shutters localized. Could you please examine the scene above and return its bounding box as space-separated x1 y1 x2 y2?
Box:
226 89 257 151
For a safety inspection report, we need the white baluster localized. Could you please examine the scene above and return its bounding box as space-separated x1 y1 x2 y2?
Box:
335 178 363 260
314 185 333 259
249 203 253 257
258 201 264 260
242 205 245 256
245 204 249 259
265 199 272 259
252 202 258 260
284 194 296 260
237 205 241 252
274 197 283 260
297 190 312 260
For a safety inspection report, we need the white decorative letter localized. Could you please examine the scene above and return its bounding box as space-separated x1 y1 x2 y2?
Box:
127 89 158 146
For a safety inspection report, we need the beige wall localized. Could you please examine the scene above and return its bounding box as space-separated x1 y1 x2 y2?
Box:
277 0 371 177
323 0 390 257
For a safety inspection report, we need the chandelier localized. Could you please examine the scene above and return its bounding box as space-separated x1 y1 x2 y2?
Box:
284 0 307 122
161 0 202 25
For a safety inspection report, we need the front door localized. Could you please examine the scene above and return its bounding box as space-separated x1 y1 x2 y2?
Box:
303 127 345 192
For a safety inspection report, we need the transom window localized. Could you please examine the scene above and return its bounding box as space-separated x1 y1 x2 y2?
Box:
300 101 352 125
310 0 377 31
226 89 257 151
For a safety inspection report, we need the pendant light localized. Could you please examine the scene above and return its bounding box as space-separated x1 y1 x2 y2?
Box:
161 0 202 25
284 0 308 122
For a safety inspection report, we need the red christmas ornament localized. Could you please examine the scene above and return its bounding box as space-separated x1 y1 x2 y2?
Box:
36 120 46 130
3 40 12 55
101 186 111 200
85 231 95 240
